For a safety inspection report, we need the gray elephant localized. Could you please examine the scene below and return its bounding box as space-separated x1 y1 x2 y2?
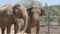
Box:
12 3 28 33
26 4 46 34
0 3 28 34
0 5 16 34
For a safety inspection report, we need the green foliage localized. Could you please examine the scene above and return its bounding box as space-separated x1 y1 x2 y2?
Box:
44 5 60 16
42 4 60 23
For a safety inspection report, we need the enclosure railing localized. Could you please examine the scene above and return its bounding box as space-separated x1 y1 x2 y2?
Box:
40 16 60 34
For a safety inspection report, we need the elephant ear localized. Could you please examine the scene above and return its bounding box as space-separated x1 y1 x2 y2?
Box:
40 8 46 16
27 7 33 17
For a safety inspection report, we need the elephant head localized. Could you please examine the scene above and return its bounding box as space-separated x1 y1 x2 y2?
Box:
27 4 46 18
12 3 28 32
32 4 46 16
0 4 15 16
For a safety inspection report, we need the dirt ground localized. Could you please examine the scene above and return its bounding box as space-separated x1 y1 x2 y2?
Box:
0 24 27 34
0 25 60 34
31 26 60 34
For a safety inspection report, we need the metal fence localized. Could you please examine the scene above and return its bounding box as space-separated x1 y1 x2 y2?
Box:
40 16 60 34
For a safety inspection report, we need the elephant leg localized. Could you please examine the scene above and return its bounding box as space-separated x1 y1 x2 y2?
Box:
7 25 11 34
2 28 5 34
36 20 40 34
26 25 31 34
14 22 18 34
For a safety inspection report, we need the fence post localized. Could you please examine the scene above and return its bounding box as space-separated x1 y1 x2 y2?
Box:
45 3 50 34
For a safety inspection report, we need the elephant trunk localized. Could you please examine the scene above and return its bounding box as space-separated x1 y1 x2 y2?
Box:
22 12 28 32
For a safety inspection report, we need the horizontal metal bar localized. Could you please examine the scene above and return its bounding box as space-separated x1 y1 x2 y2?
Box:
41 16 60 17
40 25 60 26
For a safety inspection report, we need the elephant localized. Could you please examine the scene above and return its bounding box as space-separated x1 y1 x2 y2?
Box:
26 4 46 34
0 3 28 34
12 3 28 33
0 5 16 34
